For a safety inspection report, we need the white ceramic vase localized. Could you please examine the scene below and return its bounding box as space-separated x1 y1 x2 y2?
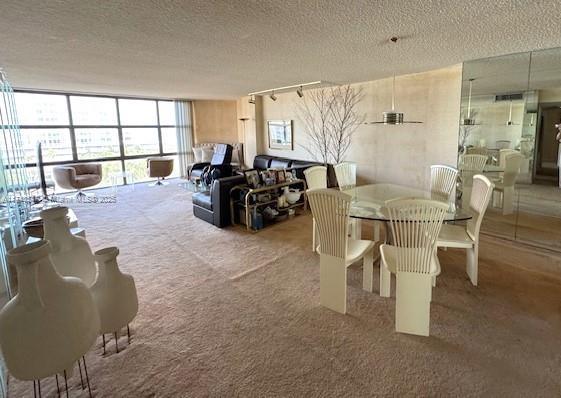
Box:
41 206 97 286
90 247 138 334
0 240 100 380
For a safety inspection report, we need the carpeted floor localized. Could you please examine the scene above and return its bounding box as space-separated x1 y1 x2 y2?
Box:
8 181 561 397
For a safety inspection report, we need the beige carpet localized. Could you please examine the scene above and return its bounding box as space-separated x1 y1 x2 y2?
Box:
8 181 561 397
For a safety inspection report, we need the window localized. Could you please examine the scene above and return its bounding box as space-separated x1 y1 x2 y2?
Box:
118 99 158 125
75 128 120 159
70 96 117 125
15 93 69 125
20 128 73 163
15 91 182 189
158 101 176 125
123 128 160 156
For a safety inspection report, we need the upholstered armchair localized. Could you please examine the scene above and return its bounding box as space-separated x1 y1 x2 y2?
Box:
147 157 174 186
53 163 102 196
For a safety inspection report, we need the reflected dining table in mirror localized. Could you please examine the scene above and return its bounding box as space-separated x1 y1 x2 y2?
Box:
344 183 472 241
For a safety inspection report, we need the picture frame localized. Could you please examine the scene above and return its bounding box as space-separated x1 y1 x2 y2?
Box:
276 169 286 183
243 169 261 189
267 120 293 150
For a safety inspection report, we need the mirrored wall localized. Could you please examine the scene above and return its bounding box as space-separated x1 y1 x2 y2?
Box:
459 47 561 250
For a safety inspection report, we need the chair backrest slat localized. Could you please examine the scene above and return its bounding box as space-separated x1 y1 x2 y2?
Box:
307 189 350 259
334 162 357 191
385 198 448 274
459 154 487 188
304 166 327 190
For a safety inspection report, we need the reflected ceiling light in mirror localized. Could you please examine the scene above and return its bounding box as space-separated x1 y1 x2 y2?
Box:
368 37 422 125
462 78 478 126
507 100 515 125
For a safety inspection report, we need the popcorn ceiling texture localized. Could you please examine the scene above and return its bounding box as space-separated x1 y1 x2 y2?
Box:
7 182 561 397
1 1 561 98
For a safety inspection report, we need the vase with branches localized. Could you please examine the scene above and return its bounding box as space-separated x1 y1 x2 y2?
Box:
297 85 365 165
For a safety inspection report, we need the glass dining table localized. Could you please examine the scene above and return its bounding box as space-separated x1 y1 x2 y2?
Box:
344 183 472 223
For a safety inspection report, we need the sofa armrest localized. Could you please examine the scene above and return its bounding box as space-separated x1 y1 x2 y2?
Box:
191 162 211 171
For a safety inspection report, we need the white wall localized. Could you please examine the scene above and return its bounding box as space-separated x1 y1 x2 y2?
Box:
258 65 463 189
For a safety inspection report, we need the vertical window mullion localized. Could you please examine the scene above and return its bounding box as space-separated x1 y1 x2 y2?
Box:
116 98 126 184
156 100 163 155
66 95 78 161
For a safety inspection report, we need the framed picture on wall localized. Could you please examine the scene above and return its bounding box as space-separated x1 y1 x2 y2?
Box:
268 120 293 150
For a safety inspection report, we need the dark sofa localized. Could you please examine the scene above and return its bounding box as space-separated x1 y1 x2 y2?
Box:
192 154 336 228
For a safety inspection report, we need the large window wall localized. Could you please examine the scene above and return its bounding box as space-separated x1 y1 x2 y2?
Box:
15 91 180 189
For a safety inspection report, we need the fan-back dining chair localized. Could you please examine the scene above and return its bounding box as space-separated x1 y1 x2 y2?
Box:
307 188 376 314
304 166 327 253
380 198 448 336
459 154 487 209
430 165 458 203
437 175 494 286
492 152 523 215
333 162 361 239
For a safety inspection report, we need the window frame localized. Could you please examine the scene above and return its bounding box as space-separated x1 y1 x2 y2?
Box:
14 90 178 186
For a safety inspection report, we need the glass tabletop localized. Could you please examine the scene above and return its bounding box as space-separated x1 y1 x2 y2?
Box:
344 183 472 222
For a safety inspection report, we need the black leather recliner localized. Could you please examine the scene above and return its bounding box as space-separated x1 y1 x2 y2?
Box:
192 174 246 228
190 143 234 184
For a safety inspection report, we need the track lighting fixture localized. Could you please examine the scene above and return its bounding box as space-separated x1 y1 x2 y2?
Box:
296 86 304 98
270 91 277 101
248 95 255 104
247 81 328 100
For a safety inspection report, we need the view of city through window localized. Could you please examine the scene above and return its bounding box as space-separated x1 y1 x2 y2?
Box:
14 92 180 190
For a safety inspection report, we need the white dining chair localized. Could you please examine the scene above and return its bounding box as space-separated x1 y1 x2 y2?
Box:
430 165 458 203
459 154 487 209
304 166 327 253
307 188 376 314
437 175 494 286
492 152 523 215
334 162 361 239
379 198 448 336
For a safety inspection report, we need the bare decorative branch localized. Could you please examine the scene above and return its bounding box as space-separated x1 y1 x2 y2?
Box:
297 85 364 165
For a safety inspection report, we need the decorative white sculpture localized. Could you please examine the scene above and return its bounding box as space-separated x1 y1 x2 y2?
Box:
41 206 97 286
0 240 100 381
91 247 138 353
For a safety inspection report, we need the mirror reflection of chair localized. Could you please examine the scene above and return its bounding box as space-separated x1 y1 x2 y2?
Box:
303 166 327 253
380 198 448 336
307 188 376 314
492 152 524 215
459 154 487 208
430 165 458 203
495 140 512 150
437 175 494 286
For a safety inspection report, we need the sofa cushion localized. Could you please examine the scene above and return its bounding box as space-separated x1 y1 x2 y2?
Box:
192 192 212 211
253 155 275 170
270 158 292 169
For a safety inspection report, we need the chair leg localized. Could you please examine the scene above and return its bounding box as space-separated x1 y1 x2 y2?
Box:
395 273 432 336
432 276 437 287
354 219 362 239
462 186 472 209
466 244 479 286
379 261 391 298
362 248 374 292
373 221 380 241
312 218 317 253
319 254 347 314
502 187 514 215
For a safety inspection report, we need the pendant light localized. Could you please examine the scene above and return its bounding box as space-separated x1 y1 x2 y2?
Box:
506 100 514 125
368 37 422 125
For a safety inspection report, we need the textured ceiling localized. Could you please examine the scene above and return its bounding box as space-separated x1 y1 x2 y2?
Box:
2 0 561 99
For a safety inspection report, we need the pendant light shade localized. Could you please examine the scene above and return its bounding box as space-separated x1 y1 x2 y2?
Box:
462 78 477 126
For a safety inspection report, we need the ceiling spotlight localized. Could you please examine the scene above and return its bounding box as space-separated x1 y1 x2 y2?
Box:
270 91 277 101
296 86 304 98
248 95 255 104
